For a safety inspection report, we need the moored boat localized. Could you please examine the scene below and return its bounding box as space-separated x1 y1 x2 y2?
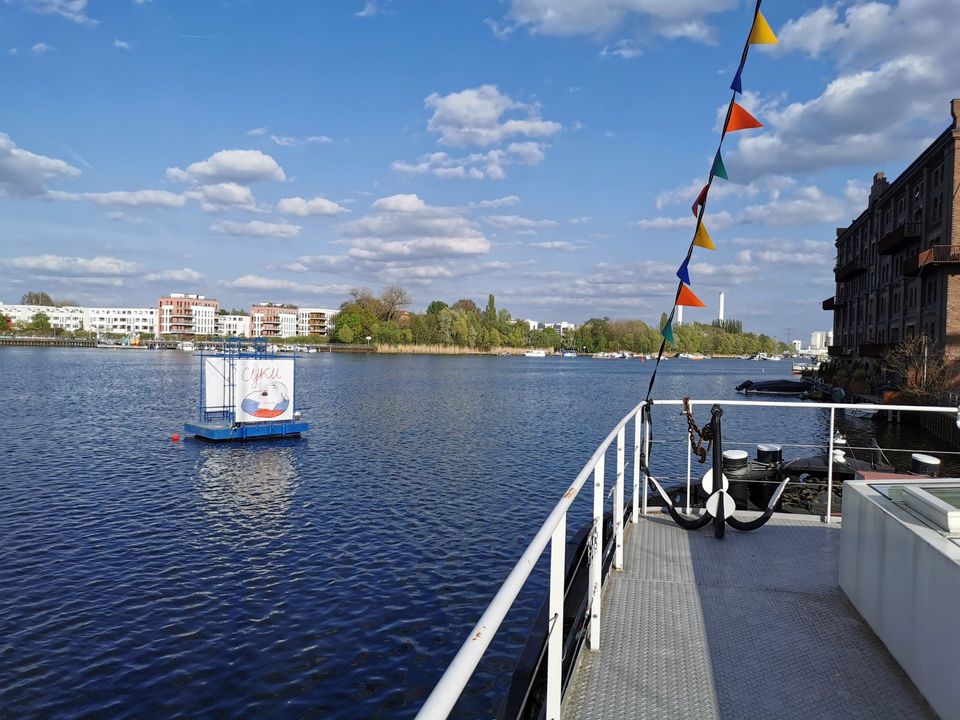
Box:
735 378 811 395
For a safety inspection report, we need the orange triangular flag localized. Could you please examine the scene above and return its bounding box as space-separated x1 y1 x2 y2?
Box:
748 11 778 45
693 224 716 250
725 102 763 133
677 285 706 308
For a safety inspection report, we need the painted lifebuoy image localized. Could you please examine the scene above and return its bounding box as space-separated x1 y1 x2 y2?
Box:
240 381 290 418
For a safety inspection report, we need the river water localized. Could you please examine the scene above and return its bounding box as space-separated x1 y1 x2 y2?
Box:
1 350 955 718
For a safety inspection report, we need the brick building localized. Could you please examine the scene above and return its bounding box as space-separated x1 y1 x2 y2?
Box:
157 293 219 337
825 99 960 361
251 303 298 338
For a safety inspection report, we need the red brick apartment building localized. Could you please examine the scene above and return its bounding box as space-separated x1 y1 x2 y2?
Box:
157 293 220 337
825 99 960 361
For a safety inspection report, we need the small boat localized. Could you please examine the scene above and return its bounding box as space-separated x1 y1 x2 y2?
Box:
735 379 811 395
524 350 546 357
678 353 707 360
844 407 879 419
560 351 578 358
177 341 196 352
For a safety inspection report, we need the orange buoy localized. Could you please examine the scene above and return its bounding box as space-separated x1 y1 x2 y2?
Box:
172 433 180 442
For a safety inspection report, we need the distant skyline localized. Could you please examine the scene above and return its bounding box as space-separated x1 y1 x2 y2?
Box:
2 0 959 340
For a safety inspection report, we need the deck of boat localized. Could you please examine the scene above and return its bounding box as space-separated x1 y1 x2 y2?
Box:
564 512 936 720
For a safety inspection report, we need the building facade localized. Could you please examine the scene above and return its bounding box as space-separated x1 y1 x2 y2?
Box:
826 99 960 360
157 293 219 337
216 314 251 337
0 303 86 332
296 307 336 337
251 303 298 338
84 307 158 336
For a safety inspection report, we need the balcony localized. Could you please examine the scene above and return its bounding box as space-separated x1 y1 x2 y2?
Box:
878 222 922 255
834 259 867 282
828 345 851 357
822 296 837 311
903 245 960 276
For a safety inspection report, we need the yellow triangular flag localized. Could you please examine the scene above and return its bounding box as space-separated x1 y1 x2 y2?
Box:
693 224 716 251
748 11 778 44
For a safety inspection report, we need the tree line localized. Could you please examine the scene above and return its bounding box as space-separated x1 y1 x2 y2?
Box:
330 286 786 354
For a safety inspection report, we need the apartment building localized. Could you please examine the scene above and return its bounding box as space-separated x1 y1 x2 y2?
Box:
825 99 960 360
216 314 252 337
157 293 219 337
251 303 298 338
296 307 336 336
0 303 86 332
84 307 158 336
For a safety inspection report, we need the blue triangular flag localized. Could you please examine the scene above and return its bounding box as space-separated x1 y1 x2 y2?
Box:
730 65 743 94
677 257 691 285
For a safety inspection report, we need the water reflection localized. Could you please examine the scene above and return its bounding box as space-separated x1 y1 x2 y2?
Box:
195 442 300 539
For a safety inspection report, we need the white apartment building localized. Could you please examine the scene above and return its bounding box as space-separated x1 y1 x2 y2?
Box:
157 293 220 337
216 315 251 337
296 307 337 336
84 307 158 336
251 304 298 338
0 303 86 332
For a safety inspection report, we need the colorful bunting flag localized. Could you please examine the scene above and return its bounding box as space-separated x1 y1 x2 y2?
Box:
677 285 706 308
661 313 675 343
676 257 691 285
691 183 709 217
693 224 716 251
726 102 763 133
748 11 778 45
711 151 728 180
730 65 743 94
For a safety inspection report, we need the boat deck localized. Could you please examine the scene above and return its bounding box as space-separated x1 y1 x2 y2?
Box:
563 512 936 720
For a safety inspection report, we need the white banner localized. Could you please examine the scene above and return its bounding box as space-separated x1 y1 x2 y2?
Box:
203 357 229 411
234 357 295 422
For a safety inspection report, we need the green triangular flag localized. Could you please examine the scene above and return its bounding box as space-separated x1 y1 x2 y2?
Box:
661 316 675 344
711 151 728 180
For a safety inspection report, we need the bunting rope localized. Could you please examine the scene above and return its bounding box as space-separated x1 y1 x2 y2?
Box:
644 0 777 402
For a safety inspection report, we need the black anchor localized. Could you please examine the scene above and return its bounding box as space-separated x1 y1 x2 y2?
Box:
647 405 790 538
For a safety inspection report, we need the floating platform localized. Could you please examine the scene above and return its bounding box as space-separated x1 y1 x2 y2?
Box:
184 420 309 442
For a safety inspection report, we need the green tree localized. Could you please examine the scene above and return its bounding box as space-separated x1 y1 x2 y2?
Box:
426 300 448 315
337 326 355 343
451 298 481 316
21 291 54 306
29 312 52 334
0 313 12 333
332 303 379 343
485 294 497 325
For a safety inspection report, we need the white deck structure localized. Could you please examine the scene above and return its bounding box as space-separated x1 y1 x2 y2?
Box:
564 512 935 720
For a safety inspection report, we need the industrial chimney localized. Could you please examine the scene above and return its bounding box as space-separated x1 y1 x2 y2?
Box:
718 290 725 322
676 305 683 325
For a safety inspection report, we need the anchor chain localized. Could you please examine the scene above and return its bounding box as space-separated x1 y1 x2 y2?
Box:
682 397 713 464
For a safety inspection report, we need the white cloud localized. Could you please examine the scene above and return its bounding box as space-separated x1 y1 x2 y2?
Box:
338 194 491 261
226 274 351 296
655 176 797 210
113 39 132 50
371 194 427 213
599 39 641 59
484 18 517 41
631 211 735 231
49 189 186 208
32 43 52 54
503 0 736 38
277 195 349 216
104 211 144 224
166 149 286 185
185 183 257 212
8 254 139 276
356 0 390 18
425 85 561 147
393 143 546 181
485 214 559 230
28 0 97 25
211 220 301 238
0 133 80 196
8 48 18 56
270 134 334 147
530 241 588 251
246 127 268 136
144 268 203 283
475 195 520 208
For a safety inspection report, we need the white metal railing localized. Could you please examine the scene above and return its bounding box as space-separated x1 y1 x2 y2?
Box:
415 398 958 720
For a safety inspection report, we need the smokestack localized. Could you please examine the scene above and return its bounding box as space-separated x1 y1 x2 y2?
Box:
676 305 683 325
718 290 725 322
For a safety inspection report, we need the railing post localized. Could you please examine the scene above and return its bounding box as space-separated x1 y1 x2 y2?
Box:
685 431 692 515
615 427 625 570
825 408 835 524
589 455 604 649
641 414 650 516
631 412 640 524
546 513 566 720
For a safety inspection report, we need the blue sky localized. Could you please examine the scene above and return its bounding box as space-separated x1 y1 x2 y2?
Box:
1 0 958 340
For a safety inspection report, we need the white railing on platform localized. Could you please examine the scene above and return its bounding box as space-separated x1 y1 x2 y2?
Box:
414 399 958 720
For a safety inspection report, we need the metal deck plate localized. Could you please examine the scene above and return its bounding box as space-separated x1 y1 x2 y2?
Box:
563 513 936 720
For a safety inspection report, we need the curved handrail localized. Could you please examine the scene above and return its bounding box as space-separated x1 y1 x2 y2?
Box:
415 399 646 720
